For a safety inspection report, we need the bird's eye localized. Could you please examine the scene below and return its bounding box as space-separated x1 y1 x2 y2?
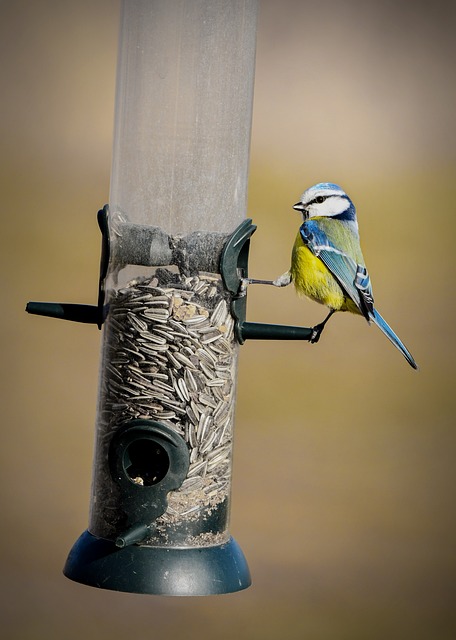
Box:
316 196 325 204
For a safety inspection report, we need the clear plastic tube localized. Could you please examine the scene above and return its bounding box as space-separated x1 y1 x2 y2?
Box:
88 0 258 550
109 0 258 235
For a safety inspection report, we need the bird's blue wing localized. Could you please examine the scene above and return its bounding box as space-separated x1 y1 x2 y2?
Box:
299 220 417 368
300 220 374 319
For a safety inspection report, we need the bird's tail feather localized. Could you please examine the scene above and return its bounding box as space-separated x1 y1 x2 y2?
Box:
370 309 418 370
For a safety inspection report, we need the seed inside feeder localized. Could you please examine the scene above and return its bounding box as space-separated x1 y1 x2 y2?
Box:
91 265 237 547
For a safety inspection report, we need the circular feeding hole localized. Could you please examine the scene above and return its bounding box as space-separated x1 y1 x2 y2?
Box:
124 439 169 486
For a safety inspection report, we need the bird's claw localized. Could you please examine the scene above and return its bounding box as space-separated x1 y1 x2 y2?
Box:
237 278 250 298
310 323 324 344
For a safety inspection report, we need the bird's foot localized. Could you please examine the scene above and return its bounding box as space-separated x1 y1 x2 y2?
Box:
310 323 325 344
237 278 251 297
237 277 280 297
272 272 292 288
310 309 335 343
238 272 292 296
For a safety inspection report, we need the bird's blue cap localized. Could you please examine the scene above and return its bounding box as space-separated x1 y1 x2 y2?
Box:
308 182 345 193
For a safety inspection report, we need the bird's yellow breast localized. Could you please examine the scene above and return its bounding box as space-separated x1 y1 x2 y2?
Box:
290 232 358 313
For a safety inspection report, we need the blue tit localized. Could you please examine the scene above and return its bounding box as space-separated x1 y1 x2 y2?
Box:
246 182 417 369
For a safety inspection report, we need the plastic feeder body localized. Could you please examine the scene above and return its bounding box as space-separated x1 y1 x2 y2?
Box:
64 0 258 595
89 214 243 550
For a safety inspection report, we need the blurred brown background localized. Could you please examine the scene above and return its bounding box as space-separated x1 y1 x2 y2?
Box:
2 1 456 638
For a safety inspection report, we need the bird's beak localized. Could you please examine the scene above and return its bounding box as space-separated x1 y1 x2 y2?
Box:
293 202 308 219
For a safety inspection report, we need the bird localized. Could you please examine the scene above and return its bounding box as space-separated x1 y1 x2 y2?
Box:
243 182 418 369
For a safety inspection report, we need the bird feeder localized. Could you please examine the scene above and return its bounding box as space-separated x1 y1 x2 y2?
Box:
26 0 314 596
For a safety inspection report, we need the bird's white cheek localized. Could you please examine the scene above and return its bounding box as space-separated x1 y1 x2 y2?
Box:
312 196 348 217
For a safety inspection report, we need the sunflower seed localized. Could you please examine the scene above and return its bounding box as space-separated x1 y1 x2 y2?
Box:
165 350 182 369
197 413 212 444
188 423 197 448
182 315 209 326
177 377 190 402
173 352 196 369
199 429 217 454
187 460 207 478
127 313 148 332
208 286 218 297
210 299 226 325
151 378 173 390
199 361 215 380
206 378 226 387
198 392 218 409
189 446 199 463
190 400 201 420
180 476 205 492
196 347 217 367
185 405 199 426
184 369 198 393
139 331 168 345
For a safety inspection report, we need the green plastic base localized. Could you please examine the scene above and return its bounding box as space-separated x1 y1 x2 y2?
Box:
63 530 251 596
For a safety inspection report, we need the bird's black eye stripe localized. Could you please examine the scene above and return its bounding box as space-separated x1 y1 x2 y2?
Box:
308 195 329 206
